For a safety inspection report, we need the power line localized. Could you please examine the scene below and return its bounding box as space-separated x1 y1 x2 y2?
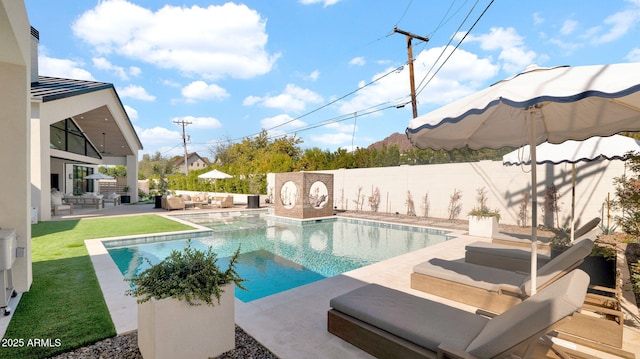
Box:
229 63 407 144
415 0 494 97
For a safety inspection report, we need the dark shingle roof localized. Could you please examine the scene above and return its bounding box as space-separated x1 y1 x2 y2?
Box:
31 76 113 102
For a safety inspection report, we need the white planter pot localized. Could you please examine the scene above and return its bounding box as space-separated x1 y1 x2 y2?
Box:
137 284 235 359
468 215 499 238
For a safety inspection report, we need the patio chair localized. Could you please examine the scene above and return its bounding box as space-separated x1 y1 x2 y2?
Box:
329 269 595 359
491 217 601 249
411 237 626 351
161 196 185 210
51 191 73 215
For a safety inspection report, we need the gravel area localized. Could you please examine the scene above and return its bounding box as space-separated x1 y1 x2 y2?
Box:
48 326 277 359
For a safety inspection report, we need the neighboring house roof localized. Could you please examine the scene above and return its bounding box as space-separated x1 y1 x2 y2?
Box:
174 152 210 166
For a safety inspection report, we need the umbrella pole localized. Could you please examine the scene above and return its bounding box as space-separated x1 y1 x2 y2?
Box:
571 164 576 242
529 110 538 295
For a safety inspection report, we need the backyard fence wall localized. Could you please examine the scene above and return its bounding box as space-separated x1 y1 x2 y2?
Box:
267 160 627 228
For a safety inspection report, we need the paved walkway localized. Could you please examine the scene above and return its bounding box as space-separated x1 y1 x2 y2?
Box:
33 204 640 357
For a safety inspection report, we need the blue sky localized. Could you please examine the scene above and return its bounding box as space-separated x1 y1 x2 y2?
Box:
24 0 640 160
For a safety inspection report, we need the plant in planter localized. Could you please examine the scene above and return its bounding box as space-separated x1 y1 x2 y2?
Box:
468 187 501 238
127 241 245 359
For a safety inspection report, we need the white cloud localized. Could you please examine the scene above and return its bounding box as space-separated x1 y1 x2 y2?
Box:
38 47 95 81
162 79 181 88
323 122 356 134
464 27 537 73
137 126 181 146
128 66 142 77
243 84 323 112
93 57 124 80
172 115 222 129
123 105 138 121
589 6 640 44
310 132 353 145
338 46 498 115
625 48 640 62
532 12 544 25
261 114 306 130
73 1 280 80
118 85 156 101
560 19 578 35
349 57 366 66
306 70 320 81
299 0 341 7
181 81 229 102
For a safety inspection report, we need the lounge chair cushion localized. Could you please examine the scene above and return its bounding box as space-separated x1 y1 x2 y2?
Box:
413 258 525 294
330 284 488 352
519 237 594 295
466 269 589 357
465 241 550 271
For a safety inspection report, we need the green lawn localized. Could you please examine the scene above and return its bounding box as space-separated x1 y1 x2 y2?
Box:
0 215 195 359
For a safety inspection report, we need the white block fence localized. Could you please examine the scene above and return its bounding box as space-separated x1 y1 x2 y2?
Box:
267 159 627 227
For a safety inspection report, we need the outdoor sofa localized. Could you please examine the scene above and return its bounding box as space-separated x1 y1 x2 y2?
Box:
329 269 593 359
411 237 626 352
63 193 103 209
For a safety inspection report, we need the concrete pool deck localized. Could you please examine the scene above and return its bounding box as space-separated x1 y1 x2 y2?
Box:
14 203 640 358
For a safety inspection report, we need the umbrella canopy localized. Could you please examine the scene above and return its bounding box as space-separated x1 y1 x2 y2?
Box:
84 173 114 180
503 135 640 241
197 169 233 180
502 135 640 165
406 63 640 294
198 169 232 193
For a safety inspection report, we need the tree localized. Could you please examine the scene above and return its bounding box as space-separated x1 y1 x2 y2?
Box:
138 152 175 193
612 152 640 237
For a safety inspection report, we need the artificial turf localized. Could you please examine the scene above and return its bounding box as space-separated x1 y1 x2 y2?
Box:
0 215 194 359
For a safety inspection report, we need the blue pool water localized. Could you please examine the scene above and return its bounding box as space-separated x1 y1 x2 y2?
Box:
105 211 452 302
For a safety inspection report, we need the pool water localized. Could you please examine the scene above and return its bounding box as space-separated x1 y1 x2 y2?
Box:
106 211 452 302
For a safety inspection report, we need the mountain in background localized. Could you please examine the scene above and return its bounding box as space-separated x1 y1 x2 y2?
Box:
367 132 412 152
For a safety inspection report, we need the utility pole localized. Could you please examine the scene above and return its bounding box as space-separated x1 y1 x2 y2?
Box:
173 119 192 174
394 26 429 118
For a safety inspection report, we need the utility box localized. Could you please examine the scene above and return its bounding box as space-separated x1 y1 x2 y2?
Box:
0 228 17 315
0 229 17 270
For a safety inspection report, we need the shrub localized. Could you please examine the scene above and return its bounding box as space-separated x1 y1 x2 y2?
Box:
127 241 245 306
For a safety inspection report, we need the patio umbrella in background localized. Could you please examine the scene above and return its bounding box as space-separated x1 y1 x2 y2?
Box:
84 173 115 194
406 63 640 294
198 169 233 194
503 135 640 242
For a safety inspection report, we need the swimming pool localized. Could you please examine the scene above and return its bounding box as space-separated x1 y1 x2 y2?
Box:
105 211 452 302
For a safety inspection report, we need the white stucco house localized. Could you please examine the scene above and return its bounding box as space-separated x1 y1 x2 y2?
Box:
30 26 143 222
1 1 143 294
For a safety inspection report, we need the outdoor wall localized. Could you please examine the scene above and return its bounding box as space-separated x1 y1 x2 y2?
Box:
0 1 32 292
267 160 626 228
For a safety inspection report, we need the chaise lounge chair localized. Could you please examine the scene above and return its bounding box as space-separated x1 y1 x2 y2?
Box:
411 237 627 353
491 217 601 249
329 269 594 359
465 218 601 273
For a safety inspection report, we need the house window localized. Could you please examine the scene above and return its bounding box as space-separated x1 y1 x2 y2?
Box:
50 119 102 159
72 166 94 194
